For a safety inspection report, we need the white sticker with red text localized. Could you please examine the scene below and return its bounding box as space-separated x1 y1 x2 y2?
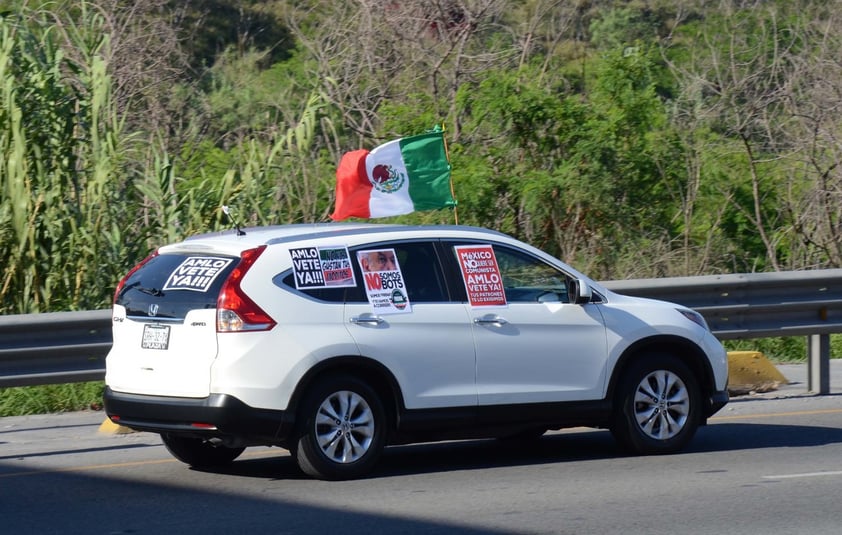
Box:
357 249 411 314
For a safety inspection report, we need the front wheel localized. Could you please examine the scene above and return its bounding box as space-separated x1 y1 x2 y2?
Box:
611 355 702 455
161 434 245 468
294 376 387 480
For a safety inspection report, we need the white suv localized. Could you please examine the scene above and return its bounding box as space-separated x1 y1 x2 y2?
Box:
104 224 728 480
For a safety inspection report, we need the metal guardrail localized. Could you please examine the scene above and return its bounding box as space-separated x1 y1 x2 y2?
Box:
604 269 842 394
2 269 841 392
601 269 842 340
0 309 112 388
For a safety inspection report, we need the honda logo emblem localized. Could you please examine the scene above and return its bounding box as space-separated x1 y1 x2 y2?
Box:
148 303 159 317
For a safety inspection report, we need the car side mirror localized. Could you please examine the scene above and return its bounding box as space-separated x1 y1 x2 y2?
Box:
569 278 592 304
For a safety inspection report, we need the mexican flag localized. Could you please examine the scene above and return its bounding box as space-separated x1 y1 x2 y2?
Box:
330 130 457 221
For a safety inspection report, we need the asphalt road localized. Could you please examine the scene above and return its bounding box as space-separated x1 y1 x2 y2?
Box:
1 363 841 535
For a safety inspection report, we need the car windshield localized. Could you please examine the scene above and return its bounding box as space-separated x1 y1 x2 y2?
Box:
117 253 238 321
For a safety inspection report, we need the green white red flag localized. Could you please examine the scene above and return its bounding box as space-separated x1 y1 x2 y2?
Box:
331 129 456 221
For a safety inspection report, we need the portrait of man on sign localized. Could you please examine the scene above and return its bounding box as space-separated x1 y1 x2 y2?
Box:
359 249 397 272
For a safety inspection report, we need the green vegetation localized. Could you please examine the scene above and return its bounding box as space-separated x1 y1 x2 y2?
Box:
0 382 103 416
726 334 842 364
3 1 842 414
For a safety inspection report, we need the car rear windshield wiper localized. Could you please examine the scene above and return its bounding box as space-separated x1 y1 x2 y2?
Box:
137 286 164 297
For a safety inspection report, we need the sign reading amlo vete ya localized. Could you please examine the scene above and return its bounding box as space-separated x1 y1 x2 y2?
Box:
289 246 356 289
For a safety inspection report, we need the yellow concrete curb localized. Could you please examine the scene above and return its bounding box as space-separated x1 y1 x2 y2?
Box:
727 350 789 395
98 418 136 435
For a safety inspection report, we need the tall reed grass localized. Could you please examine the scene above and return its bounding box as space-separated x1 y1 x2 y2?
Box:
1 8 333 315
1 9 130 313
1 5 334 415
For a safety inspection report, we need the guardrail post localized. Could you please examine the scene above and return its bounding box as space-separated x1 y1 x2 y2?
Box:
807 334 830 395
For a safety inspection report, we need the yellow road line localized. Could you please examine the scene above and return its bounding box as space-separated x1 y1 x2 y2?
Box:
763 470 842 480
0 458 176 479
711 408 842 421
0 448 281 479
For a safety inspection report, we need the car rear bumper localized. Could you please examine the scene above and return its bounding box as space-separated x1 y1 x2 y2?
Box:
104 387 294 445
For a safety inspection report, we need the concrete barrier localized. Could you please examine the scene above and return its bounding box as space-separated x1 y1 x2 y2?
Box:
727 350 788 395
98 418 135 435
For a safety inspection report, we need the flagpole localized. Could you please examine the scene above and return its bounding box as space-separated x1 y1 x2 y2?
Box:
441 123 459 225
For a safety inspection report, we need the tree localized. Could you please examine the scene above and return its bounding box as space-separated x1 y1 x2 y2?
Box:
775 2 842 268
665 1 810 272
282 0 519 142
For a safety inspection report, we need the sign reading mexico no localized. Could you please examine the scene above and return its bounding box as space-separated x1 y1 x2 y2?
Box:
162 256 234 292
454 244 507 307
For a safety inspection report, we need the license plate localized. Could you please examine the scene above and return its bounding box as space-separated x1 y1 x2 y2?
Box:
141 324 171 350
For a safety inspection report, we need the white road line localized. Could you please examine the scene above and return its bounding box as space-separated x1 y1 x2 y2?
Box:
763 470 842 480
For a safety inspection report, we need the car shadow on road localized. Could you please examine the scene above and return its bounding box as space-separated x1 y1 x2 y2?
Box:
0 442 157 461
200 430 623 480
0 461 518 535
203 420 842 480
689 421 842 453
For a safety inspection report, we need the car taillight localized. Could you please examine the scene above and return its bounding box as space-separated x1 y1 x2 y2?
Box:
113 250 159 303
217 245 276 332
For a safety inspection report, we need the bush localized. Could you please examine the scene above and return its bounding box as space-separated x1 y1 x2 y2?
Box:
0 382 104 417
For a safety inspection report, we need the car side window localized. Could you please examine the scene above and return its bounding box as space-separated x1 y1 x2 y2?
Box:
353 241 448 303
279 241 448 304
492 246 571 303
276 272 365 303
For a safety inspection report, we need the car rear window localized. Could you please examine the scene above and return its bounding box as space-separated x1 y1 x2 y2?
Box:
116 253 239 321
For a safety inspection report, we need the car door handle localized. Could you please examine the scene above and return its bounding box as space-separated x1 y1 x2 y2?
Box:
350 315 385 325
473 315 508 326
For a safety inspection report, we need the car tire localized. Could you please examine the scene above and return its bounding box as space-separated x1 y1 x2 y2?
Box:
160 434 245 467
294 376 387 480
610 354 702 455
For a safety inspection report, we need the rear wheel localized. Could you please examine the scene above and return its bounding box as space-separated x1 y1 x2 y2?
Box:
161 434 245 467
611 355 701 455
294 376 387 480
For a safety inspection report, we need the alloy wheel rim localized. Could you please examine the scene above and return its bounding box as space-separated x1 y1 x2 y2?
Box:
314 390 375 464
633 370 690 441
